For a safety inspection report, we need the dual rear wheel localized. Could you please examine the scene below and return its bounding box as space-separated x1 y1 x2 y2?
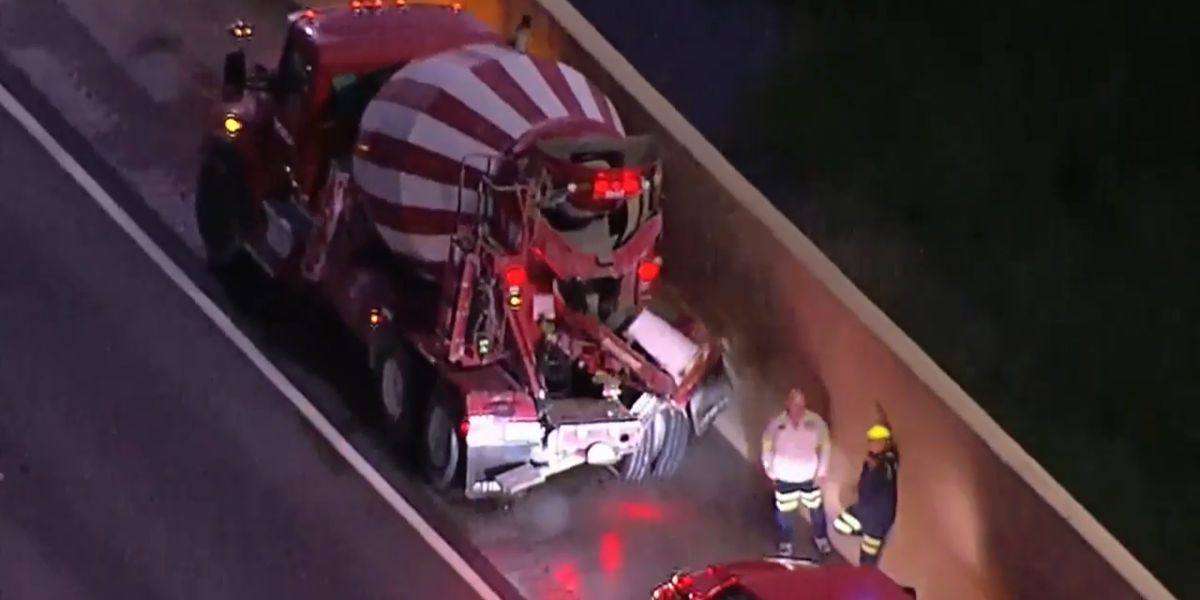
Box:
377 347 461 491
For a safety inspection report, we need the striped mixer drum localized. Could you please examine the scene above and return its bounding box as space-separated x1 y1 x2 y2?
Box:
352 41 627 273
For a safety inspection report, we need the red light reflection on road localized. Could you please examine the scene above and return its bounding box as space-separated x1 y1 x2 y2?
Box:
614 501 664 523
551 562 579 595
599 532 623 573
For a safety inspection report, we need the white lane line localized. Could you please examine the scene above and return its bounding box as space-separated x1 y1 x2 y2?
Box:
0 82 503 600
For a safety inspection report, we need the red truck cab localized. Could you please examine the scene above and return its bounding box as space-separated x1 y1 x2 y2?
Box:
653 558 917 600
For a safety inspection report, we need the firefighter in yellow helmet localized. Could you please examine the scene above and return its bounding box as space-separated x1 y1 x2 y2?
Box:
832 423 899 567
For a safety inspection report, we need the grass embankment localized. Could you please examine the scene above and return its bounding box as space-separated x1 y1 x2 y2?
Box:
739 1 1199 593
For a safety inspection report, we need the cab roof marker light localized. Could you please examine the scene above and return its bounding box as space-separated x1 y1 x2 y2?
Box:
228 20 254 40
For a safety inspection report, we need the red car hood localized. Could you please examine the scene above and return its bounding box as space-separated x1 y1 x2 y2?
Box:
735 563 913 600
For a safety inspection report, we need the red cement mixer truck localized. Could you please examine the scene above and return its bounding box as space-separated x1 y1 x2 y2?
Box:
195 2 732 499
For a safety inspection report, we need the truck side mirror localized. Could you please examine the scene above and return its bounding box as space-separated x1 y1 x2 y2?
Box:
221 20 254 99
222 49 247 100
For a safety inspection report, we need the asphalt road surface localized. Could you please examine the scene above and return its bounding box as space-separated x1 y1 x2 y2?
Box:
0 109 482 600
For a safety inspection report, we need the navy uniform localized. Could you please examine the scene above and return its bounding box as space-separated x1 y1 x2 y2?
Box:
833 424 899 567
761 408 832 557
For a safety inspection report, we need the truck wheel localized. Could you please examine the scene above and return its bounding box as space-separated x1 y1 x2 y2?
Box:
649 405 690 478
618 398 665 482
618 430 653 482
377 346 425 451
195 146 249 268
422 387 461 491
687 370 734 437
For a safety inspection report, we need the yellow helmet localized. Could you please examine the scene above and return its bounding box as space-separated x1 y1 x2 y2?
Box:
866 424 892 441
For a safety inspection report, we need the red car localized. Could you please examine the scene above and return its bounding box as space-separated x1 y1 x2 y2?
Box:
652 557 917 600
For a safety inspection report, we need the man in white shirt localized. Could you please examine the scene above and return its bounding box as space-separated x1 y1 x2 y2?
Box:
761 387 833 557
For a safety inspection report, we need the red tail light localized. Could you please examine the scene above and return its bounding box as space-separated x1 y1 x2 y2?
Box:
350 0 363 8
459 419 470 437
636 260 661 283
652 585 680 600
672 574 694 590
503 265 528 286
593 168 643 200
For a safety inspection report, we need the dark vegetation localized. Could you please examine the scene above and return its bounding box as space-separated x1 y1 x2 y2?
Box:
731 0 1199 593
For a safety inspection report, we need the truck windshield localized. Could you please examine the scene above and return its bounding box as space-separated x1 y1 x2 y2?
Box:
322 68 400 157
324 68 397 124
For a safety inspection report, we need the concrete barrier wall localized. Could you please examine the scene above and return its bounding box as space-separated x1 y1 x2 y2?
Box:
442 1 1176 599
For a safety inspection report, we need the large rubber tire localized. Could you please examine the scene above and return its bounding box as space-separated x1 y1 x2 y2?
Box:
195 145 250 269
649 405 690 479
619 399 669 482
422 386 462 492
687 370 734 436
618 423 654 482
376 345 427 452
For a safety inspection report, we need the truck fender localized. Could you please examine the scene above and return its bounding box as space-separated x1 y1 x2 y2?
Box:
199 135 263 203
195 139 255 267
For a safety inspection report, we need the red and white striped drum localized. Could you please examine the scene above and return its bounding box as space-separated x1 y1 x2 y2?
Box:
352 41 626 274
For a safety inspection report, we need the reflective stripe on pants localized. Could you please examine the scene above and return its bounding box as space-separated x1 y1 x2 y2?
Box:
832 504 892 567
773 479 830 546
774 489 802 512
860 534 885 566
798 488 823 510
833 510 863 535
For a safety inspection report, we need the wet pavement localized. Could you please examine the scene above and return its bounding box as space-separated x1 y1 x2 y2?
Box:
0 1 818 598
446 434 787 598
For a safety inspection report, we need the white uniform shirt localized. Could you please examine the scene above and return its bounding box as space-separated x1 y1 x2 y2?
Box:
761 411 831 483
